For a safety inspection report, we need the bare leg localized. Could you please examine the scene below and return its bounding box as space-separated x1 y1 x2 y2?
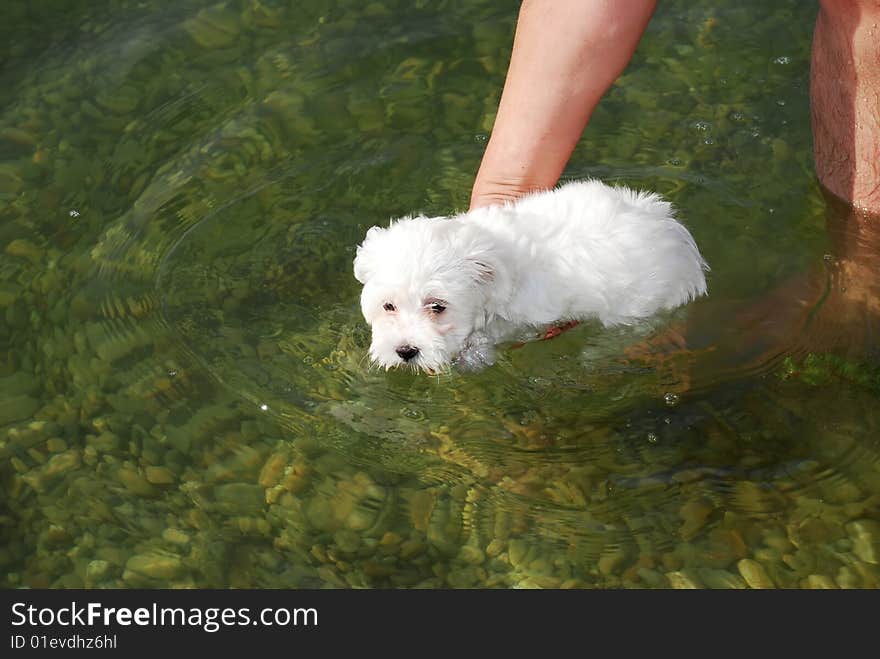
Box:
469 0 656 210
811 0 880 212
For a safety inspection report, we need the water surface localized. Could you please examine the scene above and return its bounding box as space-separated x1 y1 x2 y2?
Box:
2 0 879 589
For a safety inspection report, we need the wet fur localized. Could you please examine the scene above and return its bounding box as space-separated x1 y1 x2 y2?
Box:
353 179 709 372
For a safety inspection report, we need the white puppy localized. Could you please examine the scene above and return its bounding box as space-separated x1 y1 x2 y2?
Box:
353 179 709 373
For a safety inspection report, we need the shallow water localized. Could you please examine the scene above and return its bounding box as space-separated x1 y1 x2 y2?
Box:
2 0 879 589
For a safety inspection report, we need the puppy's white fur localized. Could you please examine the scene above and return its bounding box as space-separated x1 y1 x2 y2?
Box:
354 179 709 373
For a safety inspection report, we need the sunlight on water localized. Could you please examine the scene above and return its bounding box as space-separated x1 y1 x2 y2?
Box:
1 0 879 589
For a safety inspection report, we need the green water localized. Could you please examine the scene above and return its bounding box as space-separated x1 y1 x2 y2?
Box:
2 0 879 589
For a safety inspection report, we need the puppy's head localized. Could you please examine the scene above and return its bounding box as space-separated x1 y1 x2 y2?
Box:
353 215 504 373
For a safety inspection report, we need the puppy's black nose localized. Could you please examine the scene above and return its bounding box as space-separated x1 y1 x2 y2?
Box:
396 345 420 362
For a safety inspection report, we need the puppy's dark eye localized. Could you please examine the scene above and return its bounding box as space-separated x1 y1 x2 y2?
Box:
429 303 446 314
383 303 396 312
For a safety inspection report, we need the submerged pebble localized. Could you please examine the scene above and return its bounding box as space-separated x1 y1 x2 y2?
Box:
847 520 880 564
124 552 185 582
737 559 775 589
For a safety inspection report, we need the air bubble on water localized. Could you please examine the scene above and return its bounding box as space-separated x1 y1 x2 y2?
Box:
704 137 715 145
823 253 833 261
474 133 488 143
167 369 178 378
776 99 786 107
259 403 269 411
729 110 744 122
69 209 80 217
664 392 679 407
692 120 711 131
773 56 791 65
664 417 672 425
647 433 659 444
667 157 682 166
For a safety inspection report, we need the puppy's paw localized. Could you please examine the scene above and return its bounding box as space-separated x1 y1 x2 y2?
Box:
456 337 495 371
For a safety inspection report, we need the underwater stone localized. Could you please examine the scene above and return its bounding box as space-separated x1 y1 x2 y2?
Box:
117 466 157 497
696 568 747 589
378 532 402 549
85 559 111 584
0 396 40 426
162 528 190 546
665 570 702 588
45 438 67 453
846 519 880 564
509 576 546 589
485 539 505 557
5 239 43 264
344 508 375 532
185 7 241 49
399 538 426 559
425 503 463 555
679 496 714 540
79 100 103 120
737 558 775 588
305 497 339 533
333 529 361 554
0 126 36 146
836 566 861 588
124 552 184 581
762 527 795 554
0 281 22 308
346 91 386 133
242 0 283 28
459 545 485 566
507 539 530 569
144 466 176 485
407 489 436 532
213 483 265 515
597 547 629 576
824 481 862 504
698 528 748 568
316 566 346 588
782 549 817 574
279 463 310 495
364 3 390 17
88 432 120 453
0 371 40 397
33 449 78 482
258 450 287 488
635 568 669 588
527 558 554 576
0 164 23 194
804 574 837 589
95 85 142 115
446 566 482 588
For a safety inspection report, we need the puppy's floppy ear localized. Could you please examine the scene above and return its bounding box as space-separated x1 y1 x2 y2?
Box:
353 225 385 284
453 223 511 299
470 259 496 285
